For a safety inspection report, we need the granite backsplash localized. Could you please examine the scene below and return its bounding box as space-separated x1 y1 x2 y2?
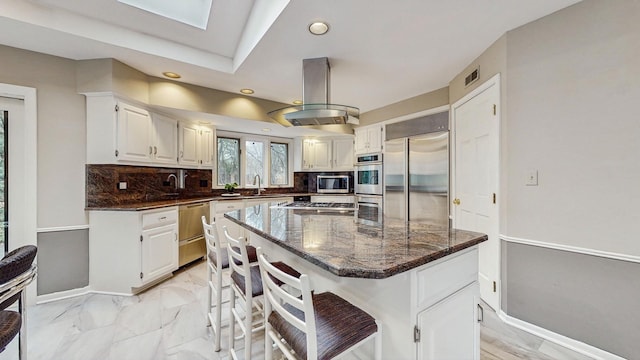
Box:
86 165 353 207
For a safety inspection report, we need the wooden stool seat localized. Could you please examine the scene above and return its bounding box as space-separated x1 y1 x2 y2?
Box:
0 311 21 351
268 291 378 360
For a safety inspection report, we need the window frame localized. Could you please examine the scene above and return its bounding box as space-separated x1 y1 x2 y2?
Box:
215 131 293 189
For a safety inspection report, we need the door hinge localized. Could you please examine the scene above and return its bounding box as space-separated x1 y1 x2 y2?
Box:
492 193 496 204
140 235 143 242
413 325 420 343
493 104 497 115
140 272 143 279
493 281 497 292
115 149 119 157
115 104 119 112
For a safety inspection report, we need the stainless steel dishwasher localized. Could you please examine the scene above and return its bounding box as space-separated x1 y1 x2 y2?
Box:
178 202 210 267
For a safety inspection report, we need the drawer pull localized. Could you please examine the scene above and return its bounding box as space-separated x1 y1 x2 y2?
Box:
159 216 167 220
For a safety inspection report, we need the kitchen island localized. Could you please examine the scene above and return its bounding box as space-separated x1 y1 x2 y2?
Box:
225 202 488 360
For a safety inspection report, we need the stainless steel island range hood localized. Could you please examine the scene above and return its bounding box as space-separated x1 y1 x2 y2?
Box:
268 57 359 127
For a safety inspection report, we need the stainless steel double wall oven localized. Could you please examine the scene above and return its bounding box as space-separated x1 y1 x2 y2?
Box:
354 153 383 222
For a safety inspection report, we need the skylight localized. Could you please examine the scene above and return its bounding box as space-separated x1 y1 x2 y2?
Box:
118 0 213 30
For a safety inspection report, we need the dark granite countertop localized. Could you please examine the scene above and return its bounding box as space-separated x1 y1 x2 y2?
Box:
85 193 320 211
225 201 488 279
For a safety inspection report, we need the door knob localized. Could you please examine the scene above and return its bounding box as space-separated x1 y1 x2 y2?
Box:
453 198 461 205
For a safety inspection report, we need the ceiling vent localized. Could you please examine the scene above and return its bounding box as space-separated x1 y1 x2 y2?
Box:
268 57 359 127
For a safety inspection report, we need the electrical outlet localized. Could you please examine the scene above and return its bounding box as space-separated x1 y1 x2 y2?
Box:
526 170 538 186
118 181 127 190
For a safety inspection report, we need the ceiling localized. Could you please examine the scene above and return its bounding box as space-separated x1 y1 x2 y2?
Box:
0 0 581 136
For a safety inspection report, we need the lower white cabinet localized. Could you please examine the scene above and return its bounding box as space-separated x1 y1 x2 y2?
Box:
141 223 179 282
213 200 245 242
89 207 179 294
416 283 480 360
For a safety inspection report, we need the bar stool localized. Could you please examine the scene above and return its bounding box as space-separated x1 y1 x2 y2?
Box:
225 227 301 360
201 216 257 352
0 245 38 360
257 249 382 360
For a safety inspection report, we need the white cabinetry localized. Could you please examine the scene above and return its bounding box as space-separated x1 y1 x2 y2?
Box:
417 283 480 360
179 122 215 168
302 137 353 170
213 200 245 242
89 207 179 295
150 113 179 165
355 125 383 155
87 96 179 165
332 138 355 169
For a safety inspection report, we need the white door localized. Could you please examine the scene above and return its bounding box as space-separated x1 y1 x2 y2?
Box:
179 123 199 166
332 138 354 169
116 102 152 163
141 223 178 283
199 126 215 167
152 113 178 165
452 75 500 310
312 139 332 169
416 283 479 360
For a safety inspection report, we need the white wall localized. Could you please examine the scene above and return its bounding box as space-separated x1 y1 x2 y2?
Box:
505 0 640 256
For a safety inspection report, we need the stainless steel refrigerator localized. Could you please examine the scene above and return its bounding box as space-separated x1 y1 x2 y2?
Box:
383 111 449 227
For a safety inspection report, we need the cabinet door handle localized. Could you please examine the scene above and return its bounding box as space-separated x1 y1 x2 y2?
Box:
180 150 183 158
149 146 153 155
477 304 484 323
159 216 167 221
154 146 157 155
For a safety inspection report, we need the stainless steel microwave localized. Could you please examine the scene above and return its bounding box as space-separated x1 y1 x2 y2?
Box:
317 175 350 194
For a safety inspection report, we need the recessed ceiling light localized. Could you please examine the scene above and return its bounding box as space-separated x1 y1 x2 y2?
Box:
162 72 181 79
308 21 329 35
240 88 254 95
262 128 271 132
293 100 303 105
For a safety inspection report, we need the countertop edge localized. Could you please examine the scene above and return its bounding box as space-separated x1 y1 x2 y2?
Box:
225 213 488 279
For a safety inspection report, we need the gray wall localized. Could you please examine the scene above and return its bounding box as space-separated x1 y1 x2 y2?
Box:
37 229 89 295
503 242 640 359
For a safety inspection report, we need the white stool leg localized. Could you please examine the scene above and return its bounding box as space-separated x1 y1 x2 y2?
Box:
213 271 223 351
374 319 382 360
229 287 237 359
244 296 253 360
19 292 27 360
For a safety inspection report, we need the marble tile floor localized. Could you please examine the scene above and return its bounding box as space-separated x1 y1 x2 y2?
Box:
0 261 594 360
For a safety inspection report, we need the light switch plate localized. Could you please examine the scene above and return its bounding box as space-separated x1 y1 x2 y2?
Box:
526 170 538 186
118 181 127 190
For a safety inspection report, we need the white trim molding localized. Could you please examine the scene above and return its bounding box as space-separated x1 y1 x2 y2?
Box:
1 83 38 305
37 225 90 233
501 234 640 264
498 310 627 360
36 286 92 305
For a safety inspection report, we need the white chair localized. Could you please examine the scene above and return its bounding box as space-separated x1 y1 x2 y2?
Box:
257 249 382 360
225 225 266 360
201 216 257 352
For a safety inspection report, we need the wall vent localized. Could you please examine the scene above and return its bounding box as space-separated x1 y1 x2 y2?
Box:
464 67 480 87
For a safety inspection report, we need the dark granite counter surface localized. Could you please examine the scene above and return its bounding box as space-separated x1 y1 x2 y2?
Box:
85 193 349 211
225 201 488 279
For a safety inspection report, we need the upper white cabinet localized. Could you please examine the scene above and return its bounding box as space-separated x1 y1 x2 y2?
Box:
332 138 354 169
354 125 383 155
302 137 353 171
179 122 215 168
150 113 179 165
86 95 212 167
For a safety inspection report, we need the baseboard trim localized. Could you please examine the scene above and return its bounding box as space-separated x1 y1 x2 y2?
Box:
498 310 626 360
37 286 91 304
500 234 640 264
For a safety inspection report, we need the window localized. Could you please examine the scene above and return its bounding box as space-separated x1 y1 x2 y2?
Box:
245 140 265 186
270 142 288 185
216 132 291 188
217 137 240 185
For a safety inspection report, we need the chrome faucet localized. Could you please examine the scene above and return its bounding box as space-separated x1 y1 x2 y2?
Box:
253 174 262 195
166 174 178 190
